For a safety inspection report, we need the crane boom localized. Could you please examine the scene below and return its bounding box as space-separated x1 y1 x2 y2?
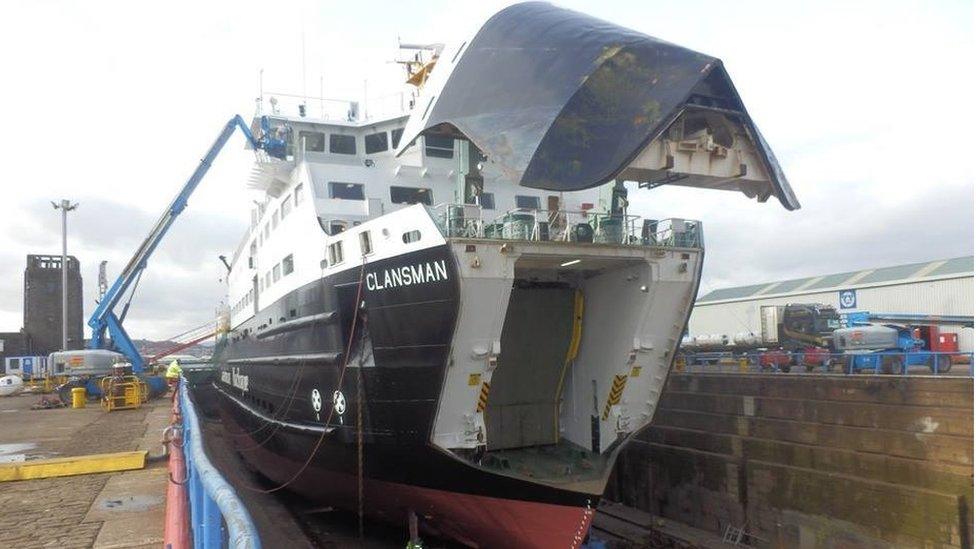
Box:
87 115 285 372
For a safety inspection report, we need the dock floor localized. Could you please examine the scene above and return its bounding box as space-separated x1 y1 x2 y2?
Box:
0 391 171 548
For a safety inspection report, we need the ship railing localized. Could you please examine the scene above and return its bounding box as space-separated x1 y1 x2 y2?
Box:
429 203 703 249
177 379 262 549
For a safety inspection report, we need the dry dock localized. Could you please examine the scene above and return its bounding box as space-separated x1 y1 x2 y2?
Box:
608 372 974 548
0 392 171 548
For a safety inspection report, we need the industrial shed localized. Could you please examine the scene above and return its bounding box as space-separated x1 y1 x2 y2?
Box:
689 256 975 352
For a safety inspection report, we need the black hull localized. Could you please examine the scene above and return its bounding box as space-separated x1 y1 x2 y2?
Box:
214 243 598 547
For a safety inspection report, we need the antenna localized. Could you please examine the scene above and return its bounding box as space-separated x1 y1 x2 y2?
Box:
301 30 308 110
363 79 368 121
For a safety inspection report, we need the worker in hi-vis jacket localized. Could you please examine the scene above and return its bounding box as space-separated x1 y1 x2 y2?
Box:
165 359 182 391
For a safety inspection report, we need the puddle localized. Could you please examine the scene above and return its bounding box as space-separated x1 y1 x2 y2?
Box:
0 442 46 463
0 442 37 462
99 495 164 513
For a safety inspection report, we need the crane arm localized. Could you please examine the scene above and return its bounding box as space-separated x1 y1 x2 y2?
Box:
87 115 285 372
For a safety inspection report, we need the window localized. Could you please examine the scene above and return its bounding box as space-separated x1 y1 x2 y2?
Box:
328 182 365 201
364 132 388 154
515 195 541 210
467 192 495 210
282 254 294 275
359 231 373 255
424 135 454 159
273 263 282 282
328 242 344 265
265 272 272 288
272 210 279 229
402 230 421 243
299 131 325 152
281 195 292 218
391 128 405 148
294 183 304 205
390 186 432 206
330 134 356 155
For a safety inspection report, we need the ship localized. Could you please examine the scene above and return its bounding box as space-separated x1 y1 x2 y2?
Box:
212 3 798 547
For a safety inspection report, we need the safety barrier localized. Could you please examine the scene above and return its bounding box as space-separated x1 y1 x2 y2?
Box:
676 350 974 377
168 379 261 549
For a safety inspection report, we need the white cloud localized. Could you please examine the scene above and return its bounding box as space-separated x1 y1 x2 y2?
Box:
1 0 972 339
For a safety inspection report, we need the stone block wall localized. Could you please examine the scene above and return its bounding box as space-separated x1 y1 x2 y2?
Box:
609 374 973 548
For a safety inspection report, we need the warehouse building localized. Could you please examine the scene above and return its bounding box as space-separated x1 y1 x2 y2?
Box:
689 256 974 352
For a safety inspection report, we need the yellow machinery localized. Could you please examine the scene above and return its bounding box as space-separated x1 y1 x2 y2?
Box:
99 375 148 411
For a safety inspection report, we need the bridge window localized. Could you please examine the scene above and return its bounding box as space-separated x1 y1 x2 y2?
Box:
328 182 365 201
424 135 454 159
390 186 432 206
391 128 405 148
330 134 356 155
365 132 389 154
299 131 325 152
468 192 495 210
282 254 294 276
294 183 304 205
515 195 541 210
273 263 281 282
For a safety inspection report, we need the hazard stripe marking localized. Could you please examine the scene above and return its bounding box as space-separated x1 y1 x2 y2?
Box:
602 374 628 420
476 381 491 413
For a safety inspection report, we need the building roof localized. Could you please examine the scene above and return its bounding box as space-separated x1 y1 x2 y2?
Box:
698 256 974 304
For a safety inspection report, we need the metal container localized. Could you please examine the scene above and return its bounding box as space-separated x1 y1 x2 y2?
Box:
733 332 762 346
832 325 899 351
49 349 125 376
71 387 86 408
693 334 729 348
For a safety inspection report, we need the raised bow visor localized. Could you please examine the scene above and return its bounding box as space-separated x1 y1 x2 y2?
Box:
396 1 799 210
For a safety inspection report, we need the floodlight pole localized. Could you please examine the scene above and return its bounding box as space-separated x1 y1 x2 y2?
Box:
52 199 78 351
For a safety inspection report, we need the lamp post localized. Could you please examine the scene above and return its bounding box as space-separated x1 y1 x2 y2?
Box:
51 199 78 351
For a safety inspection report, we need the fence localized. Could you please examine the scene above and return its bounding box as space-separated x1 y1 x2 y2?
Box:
169 380 261 549
676 350 974 377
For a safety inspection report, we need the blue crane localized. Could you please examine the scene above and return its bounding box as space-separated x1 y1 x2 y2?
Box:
87 115 286 373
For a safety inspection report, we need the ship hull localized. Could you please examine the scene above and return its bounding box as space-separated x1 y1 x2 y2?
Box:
215 242 601 547
219 402 597 548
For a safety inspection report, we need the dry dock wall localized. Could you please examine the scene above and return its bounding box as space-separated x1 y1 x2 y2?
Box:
608 374 973 548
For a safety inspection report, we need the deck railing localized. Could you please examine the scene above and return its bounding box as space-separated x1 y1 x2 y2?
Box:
177 380 261 549
430 204 703 248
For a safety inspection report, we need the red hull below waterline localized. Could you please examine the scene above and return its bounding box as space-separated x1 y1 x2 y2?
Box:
364 480 596 548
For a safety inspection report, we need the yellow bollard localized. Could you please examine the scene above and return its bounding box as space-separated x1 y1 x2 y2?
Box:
71 387 86 409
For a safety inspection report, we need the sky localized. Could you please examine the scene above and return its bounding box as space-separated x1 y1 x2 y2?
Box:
1 0 973 341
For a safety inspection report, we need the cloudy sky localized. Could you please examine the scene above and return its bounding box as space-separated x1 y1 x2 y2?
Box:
1 0 972 340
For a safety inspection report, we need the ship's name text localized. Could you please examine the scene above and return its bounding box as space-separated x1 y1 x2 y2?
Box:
366 260 448 291
221 367 249 392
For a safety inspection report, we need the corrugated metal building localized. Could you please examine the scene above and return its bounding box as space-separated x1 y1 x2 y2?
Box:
689 256 974 352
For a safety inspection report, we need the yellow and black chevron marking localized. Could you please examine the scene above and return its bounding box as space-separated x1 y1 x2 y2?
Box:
476 381 491 413
602 374 628 420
